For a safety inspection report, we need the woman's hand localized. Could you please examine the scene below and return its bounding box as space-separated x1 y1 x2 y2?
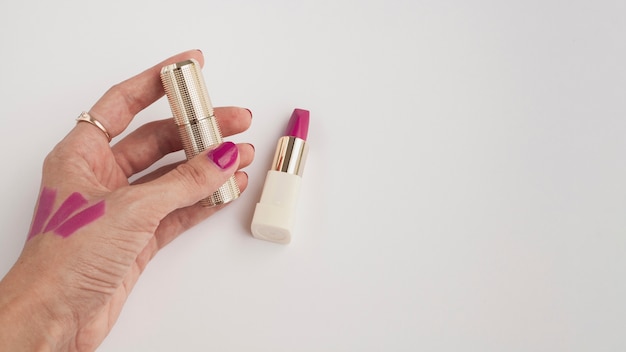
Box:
0 49 254 351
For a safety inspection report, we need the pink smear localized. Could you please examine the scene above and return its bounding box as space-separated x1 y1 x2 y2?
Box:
27 187 57 240
43 192 88 233
285 108 309 141
54 200 105 238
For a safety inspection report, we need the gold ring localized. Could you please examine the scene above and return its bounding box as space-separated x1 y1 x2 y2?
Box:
76 111 112 142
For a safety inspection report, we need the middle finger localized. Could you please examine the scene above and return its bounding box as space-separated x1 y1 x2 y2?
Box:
112 107 253 177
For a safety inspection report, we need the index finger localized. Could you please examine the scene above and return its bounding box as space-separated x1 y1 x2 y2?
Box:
89 49 204 138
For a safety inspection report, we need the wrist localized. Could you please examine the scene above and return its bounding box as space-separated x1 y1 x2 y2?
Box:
0 262 74 351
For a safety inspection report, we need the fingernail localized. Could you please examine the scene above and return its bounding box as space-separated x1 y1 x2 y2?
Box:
207 142 238 169
245 108 253 119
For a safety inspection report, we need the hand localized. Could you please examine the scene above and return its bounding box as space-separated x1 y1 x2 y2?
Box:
0 49 254 351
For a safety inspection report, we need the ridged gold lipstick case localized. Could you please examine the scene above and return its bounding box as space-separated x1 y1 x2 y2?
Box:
160 59 240 206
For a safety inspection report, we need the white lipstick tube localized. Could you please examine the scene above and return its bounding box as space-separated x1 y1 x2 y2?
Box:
251 110 309 244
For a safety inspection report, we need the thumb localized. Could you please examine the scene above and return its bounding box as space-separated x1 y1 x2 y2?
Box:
136 141 240 214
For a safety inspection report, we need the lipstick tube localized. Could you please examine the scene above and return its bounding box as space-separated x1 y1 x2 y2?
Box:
251 109 310 244
160 59 240 206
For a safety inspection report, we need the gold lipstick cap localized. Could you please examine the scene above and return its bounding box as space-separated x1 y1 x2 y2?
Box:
160 59 240 206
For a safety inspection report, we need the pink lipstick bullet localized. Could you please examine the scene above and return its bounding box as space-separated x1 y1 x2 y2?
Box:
251 109 310 244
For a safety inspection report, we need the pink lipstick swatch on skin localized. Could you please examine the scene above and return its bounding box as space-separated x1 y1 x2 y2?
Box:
27 187 105 240
43 192 88 233
54 201 105 238
27 187 57 240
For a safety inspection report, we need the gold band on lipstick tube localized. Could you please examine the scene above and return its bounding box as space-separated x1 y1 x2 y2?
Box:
272 136 308 176
160 59 240 206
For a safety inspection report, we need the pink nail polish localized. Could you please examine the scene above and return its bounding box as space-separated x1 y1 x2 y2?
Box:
207 141 238 169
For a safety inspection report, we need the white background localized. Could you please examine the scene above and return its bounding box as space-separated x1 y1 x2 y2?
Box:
1 0 625 351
